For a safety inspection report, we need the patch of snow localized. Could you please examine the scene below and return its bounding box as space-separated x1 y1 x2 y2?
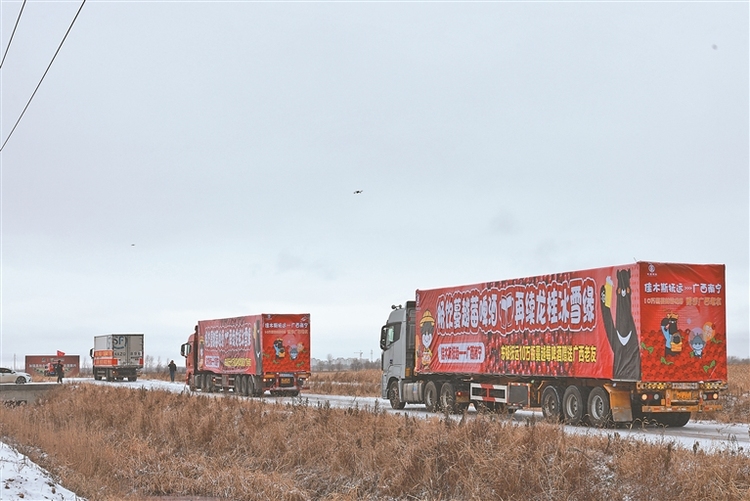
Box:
0 442 85 500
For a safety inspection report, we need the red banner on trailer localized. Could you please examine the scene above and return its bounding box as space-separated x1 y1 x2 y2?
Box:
197 313 311 375
197 315 263 375
261 314 311 373
415 262 726 382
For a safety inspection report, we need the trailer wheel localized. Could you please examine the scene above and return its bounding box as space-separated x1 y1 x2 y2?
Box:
440 382 457 414
587 387 612 427
424 381 439 412
562 385 588 425
388 381 406 410
541 386 563 422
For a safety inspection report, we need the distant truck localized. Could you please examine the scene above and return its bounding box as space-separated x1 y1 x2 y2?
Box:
91 334 144 382
181 314 311 396
381 262 727 427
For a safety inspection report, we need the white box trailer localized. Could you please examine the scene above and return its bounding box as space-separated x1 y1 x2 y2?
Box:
91 334 144 382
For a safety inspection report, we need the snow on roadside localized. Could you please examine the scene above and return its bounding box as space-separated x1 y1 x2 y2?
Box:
0 442 85 501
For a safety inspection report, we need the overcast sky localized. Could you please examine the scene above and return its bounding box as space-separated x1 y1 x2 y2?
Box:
1 0 747 369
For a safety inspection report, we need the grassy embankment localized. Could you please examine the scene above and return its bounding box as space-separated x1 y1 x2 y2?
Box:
0 365 747 500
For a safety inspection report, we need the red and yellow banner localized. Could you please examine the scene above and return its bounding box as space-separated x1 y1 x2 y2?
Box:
415 262 726 382
261 314 311 373
197 313 311 375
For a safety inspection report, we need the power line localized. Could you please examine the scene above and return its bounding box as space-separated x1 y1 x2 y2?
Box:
0 0 27 70
0 0 87 153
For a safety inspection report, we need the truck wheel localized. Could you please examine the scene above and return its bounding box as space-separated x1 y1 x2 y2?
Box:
424 381 439 412
562 385 588 425
247 376 256 397
440 382 457 414
128 377 137 382
106 370 114 382
94 375 102 381
388 381 406 410
587 387 612 427
541 386 563 422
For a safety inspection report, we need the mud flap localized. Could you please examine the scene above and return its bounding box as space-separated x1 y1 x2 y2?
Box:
608 387 633 422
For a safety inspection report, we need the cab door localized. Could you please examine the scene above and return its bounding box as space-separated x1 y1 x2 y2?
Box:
380 321 404 397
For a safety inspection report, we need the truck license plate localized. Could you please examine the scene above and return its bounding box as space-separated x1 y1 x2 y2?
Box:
673 390 694 401
280 378 292 385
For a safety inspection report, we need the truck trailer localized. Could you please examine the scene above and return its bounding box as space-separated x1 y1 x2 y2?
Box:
91 334 144 382
181 314 311 396
381 262 727 427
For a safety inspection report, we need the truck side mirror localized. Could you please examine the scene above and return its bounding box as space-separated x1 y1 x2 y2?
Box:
180 343 191 357
379 326 388 350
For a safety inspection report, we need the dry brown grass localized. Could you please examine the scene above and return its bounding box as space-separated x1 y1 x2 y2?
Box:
717 362 750 423
0 383 749 501
307 370 381 397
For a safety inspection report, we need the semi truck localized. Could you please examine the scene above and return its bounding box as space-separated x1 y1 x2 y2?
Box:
181 313 311 396
91 334 144 382
381 262 727 427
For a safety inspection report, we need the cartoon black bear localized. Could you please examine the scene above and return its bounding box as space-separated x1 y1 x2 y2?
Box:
600 269 641 380
660 314 682 356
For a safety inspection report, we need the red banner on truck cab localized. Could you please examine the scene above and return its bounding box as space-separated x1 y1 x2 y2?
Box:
415 262 726 382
